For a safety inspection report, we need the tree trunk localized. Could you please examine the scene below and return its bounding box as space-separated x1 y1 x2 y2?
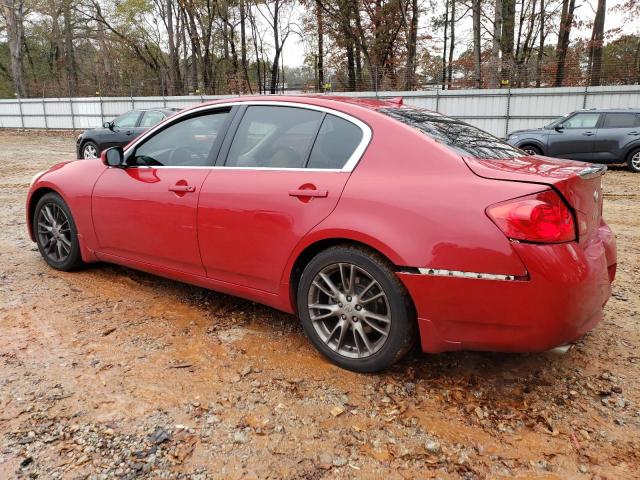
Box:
501 0 516 85
535 0 544 87
404 0 419 90
63 0 78 94
472 0 482 88
2 0 26 96
316 0 324 92
489 0 502 88
588 0 606 86
554 0 575 87
442 0 449 90
240 0 252 93
270 1 281 94
447 0 455 88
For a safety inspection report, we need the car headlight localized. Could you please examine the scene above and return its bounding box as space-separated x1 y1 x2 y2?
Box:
30 170 46 187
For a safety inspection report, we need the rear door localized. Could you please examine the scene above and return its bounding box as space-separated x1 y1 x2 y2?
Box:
547 112 600 160
593 112 640 162
198 104 369 293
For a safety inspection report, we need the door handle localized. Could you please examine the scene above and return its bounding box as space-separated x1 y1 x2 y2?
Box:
288 189 328 198
629 131 640 136
168 184 196 193
582 132 595 136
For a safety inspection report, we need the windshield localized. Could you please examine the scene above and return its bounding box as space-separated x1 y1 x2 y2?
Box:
379 107 524 159
543 113 571 129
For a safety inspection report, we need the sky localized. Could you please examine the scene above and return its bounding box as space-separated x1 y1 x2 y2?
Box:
281 0 638 68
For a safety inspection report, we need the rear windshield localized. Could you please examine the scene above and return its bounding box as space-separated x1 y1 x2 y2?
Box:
379 107 524 159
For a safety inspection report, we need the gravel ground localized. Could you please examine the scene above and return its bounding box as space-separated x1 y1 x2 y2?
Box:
0 130 638 479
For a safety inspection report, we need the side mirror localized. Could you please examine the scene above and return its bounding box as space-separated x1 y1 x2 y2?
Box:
555 123 564 132
101 147 125 167
103 121 114 130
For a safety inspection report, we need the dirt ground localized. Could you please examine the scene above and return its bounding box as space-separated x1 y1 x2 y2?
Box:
0 130 638 480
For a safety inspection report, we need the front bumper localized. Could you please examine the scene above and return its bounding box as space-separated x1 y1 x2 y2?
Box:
398 220 616 353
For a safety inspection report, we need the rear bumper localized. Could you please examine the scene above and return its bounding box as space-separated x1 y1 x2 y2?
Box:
398 220 616 353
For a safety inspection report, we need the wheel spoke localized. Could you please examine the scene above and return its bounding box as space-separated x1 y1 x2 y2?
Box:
361 317 389 336
354 323 374 355
309 303 340 321
42 205 54 224
319 272 341 297
363 311 391 324
312 281 334 298
358 279 376 298
360 291 384 305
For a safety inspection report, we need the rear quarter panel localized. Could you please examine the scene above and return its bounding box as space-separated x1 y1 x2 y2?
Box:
301 113 547 277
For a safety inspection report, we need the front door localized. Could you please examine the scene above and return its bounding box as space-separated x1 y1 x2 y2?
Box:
198 105 368 293
92 108 233 276
547 112 601 160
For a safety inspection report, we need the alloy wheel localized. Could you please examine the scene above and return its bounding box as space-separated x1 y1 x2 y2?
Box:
37 203 72 263
632 151 640 171
523 147 538 156
307 262 391 359
83 144 98 159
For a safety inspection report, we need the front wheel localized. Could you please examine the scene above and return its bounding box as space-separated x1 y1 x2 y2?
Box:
627 148 640 173
33 192 85 271
297 246 416 372
82 141 99 159
520 145 541 156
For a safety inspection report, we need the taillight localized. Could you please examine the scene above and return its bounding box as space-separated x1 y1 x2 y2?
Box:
486 190 576 243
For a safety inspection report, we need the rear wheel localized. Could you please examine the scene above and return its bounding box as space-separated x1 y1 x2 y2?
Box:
297 245 416 372
520 144 541 156
627 148 640 173
33 192 84 271
82 141 99 159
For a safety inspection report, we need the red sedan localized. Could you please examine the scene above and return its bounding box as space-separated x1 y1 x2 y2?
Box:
26 96 617 372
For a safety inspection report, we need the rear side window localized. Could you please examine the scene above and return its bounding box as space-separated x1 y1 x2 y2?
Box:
379 107 523 159
602 113 639 128
139 111 166 128
307 114 363 169
225 106 322 168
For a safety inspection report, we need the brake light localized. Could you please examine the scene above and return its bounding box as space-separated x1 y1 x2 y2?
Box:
486 190 575 243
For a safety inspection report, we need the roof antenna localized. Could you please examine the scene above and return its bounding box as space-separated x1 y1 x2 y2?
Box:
388 96 403 106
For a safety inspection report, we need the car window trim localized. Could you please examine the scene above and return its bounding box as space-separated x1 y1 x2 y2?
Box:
122 100 372 173
124 106 237 168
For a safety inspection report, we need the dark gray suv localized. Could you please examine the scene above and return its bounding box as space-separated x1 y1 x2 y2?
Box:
506 108 640 172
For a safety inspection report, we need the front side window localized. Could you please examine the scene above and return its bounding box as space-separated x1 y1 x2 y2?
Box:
307 114 363 169
602 113 639 128
113 111 140 128
139 111 166 128
225 106 323 168
563 113 600 129
131 110 229 167
379 107 523 159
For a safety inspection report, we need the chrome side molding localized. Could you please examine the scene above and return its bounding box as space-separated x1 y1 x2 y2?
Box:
416 268 517 281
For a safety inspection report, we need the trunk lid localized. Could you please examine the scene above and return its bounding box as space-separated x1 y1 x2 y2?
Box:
463 155 605 241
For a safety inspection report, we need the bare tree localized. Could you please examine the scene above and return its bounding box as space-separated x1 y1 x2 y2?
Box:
588 0 606 86
1 0 26 96
554 0 575 86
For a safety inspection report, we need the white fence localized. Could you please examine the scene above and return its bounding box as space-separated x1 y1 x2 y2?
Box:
1 85 639 138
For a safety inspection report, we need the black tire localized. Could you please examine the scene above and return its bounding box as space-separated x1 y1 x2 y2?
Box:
33 192 85 271
297 245 416 372
81 141 99 159
520 144 541 156
627 147 640 173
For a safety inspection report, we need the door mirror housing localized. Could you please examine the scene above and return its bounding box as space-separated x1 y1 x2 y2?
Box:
554 123 564 132
103 121 114 130
101 147 125 167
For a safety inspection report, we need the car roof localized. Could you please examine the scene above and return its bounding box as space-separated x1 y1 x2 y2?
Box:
573 108 640 113
196 95 404 112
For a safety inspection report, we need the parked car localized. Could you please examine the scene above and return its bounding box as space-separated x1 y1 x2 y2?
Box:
76 108 180 159
506 108 640 172
28 97 616 372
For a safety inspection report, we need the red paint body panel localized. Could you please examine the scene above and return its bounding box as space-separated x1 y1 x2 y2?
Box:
92 167 210 276
26 96 617 355
198 170 349 293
